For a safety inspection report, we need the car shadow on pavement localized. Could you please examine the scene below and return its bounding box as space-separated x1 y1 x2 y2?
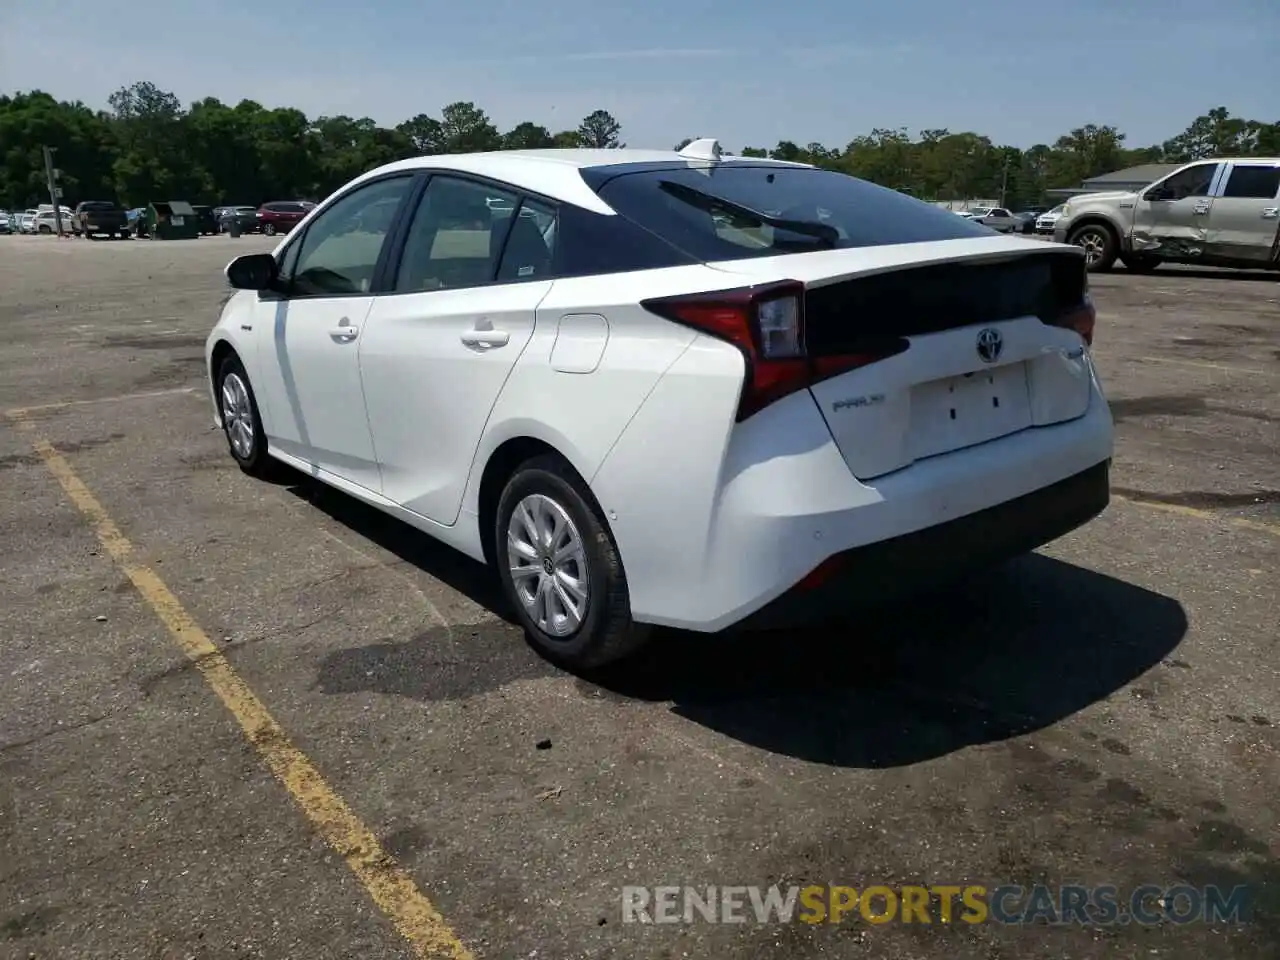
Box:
274 467 515 622
583 554 1188 768
286 466 1188 769
1130 267 1280 282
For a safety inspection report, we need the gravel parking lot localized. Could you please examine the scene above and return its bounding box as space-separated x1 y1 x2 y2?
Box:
1 233 1277 959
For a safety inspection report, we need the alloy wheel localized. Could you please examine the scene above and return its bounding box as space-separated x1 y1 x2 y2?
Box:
506 493 589 638
1074 228 1106 266
220 372 255 460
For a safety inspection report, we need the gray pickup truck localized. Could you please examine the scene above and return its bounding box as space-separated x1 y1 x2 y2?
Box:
1054 158 1280 273
75 201 130 240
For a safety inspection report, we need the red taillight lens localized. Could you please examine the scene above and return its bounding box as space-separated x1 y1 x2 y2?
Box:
642 281 904 420
1051 294 1096 346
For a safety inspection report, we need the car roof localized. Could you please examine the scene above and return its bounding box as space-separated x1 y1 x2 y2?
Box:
350 148 813 215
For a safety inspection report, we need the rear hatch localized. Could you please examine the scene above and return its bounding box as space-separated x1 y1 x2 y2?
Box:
712 237 1094 479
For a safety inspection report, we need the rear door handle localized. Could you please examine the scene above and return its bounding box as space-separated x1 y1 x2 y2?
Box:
460 329 510 348
1262 207 1279 218
328 321 359 343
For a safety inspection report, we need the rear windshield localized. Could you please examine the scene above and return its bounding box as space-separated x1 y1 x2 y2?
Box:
591 164 993 261
79 201 117 211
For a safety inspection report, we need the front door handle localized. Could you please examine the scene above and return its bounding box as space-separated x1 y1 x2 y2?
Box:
460 329 510 348
1192 201 1211 215
1262 207 1279 219
328 321 359 343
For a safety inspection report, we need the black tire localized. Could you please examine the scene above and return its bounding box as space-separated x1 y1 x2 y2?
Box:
1067 222 1118 272
215 354 273 478
1122 255 1162 273
263 223 277 236
495 454 649 669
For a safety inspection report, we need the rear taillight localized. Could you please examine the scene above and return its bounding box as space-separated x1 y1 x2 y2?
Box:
1050 291 1096 346
641 280 905 420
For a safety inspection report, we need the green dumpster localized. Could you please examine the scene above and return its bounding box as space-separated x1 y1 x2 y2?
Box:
146 201 200 240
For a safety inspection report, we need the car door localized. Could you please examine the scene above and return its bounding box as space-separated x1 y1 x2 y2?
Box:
1203 161 1280 265
246 173 415 492
1130 161 1222 256
359 175 556 525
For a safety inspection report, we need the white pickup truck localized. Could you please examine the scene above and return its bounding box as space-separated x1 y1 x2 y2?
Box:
1054 157 1280 273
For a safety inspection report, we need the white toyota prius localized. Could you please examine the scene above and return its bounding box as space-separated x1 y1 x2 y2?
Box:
206 140 1112 669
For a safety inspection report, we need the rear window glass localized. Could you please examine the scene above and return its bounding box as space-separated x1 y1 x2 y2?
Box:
591 164 993 261
80 201 117 211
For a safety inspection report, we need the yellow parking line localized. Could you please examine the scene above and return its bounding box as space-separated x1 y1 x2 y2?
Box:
7 413 473 960
1112 493 1279 539
5 386 199 418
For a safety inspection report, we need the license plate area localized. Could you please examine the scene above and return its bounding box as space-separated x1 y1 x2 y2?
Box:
909 362 1032 460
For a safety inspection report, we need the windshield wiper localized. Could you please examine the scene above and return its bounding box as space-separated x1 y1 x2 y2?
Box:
657 180 838 248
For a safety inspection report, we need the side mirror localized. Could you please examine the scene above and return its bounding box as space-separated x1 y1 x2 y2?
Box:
1144 186 1173 202
225 253 278 291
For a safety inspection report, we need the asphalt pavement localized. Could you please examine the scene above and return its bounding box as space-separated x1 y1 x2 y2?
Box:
0 234 1277 959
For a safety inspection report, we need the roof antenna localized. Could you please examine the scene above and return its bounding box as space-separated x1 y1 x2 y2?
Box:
678 138 722 162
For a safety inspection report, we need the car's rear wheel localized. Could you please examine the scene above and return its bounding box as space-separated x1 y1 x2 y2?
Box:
495 455 649 670
263 223 276 236
216 354 272 478
1068 223 1118 272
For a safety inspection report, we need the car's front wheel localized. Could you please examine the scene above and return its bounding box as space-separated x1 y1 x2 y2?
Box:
1068 223 1118 272
263 223 276 236
216 354 272 477
495 455 649 670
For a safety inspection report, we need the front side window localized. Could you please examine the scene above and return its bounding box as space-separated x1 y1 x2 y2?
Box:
1157 163 1217 200
287 176 412 297
395 176 518 292
1221 165 1280 200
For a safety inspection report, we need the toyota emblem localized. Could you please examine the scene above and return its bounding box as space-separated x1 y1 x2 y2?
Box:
976 327 1003 364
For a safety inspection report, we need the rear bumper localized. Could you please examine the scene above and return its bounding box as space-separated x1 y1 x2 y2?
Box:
592 342 1114 633
737 459 1109 630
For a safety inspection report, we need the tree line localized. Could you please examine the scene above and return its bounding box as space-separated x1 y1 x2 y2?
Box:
1 81 1276 212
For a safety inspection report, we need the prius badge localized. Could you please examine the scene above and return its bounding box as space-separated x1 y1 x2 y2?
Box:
976 327 1003 364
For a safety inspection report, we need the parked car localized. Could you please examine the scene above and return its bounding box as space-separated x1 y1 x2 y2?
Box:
206 142 1109 669
255 201 309 236
1011 211 1039 234
75 200 129 239
31 209 79 235
1035 204 1066 235
0 210 11 234
18 209 39 233
963 207 1020 233
217 205 260 234
1054 157 1280 272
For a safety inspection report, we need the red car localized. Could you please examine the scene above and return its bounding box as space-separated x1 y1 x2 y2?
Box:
255 201 312 236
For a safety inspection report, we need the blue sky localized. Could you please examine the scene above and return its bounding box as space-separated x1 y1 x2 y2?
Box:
2 0 1276 152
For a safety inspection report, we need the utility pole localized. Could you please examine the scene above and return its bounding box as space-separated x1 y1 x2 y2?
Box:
42 145 66 237
999 155 1010 208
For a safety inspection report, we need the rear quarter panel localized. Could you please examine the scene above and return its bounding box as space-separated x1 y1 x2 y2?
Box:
459 265 727 517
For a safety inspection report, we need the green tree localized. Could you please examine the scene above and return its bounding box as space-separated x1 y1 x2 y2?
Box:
577 109 623 148
439 101 500 153
503 122 554 149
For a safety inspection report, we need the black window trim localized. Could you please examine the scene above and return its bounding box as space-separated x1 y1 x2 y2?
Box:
263 171 422 302
378 168 565 298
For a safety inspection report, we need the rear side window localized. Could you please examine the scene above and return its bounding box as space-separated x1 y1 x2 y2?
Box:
591 164 992 261
1221 165 1280 200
